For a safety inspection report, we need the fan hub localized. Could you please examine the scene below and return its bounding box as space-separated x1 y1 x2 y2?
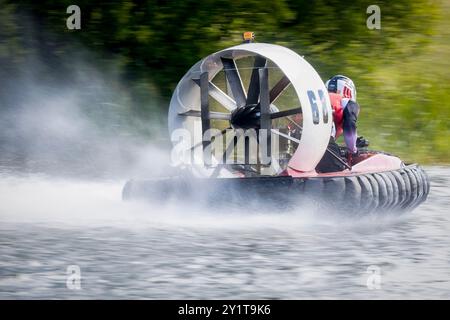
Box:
230 104 261 129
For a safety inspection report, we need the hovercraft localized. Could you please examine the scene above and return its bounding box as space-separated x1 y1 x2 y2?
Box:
123 42 429 213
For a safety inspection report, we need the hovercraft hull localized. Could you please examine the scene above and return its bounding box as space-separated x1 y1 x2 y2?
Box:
123 164 429 214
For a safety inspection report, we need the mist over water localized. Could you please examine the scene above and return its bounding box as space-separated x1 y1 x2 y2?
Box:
0 46 169 181
1 56 449 299
1 168 449 299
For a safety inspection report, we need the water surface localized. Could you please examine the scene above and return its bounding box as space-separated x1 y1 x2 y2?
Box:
0 167 449 299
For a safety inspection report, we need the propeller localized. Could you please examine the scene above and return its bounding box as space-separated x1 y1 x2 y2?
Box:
220 57 247 108
192 78 236 111
246 56 267 105
178 109 231 120
270 75 291 103
185 54 302 171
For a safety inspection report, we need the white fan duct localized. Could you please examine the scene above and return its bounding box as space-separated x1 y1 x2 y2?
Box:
168 43 332 177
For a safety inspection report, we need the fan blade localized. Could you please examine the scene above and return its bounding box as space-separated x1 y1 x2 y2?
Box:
269 75 291 103
220 57 247 108
272 128 351 170
210 130 241 178
222 131 240 164
259 67 271 162
270 107 302 119
271 129 301 144
178 110 231 120
192 79 237 111
190 127 231 151
246 56 267 105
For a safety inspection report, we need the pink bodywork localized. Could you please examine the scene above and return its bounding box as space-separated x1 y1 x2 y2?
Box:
285 153 404 178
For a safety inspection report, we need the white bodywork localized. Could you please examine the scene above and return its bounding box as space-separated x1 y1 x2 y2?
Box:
168 43 332 176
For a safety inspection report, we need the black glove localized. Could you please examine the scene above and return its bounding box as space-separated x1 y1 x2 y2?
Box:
356 136 369 148
346 149 359 167
339 146 348 157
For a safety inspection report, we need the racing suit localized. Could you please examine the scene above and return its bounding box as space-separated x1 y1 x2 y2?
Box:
315 93 360 173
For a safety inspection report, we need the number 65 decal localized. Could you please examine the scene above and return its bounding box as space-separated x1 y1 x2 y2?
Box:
307 89 329 125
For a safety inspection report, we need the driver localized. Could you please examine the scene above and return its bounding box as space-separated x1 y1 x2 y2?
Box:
316 75 361 173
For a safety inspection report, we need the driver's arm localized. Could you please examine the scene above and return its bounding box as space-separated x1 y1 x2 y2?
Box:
343 100 360 153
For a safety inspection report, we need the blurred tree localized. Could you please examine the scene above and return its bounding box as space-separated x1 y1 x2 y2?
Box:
1 0 448 162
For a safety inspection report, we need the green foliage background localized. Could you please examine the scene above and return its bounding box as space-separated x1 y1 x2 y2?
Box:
1 0 448 163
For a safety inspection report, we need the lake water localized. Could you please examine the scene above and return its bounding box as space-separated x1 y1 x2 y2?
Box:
0 167 449 299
